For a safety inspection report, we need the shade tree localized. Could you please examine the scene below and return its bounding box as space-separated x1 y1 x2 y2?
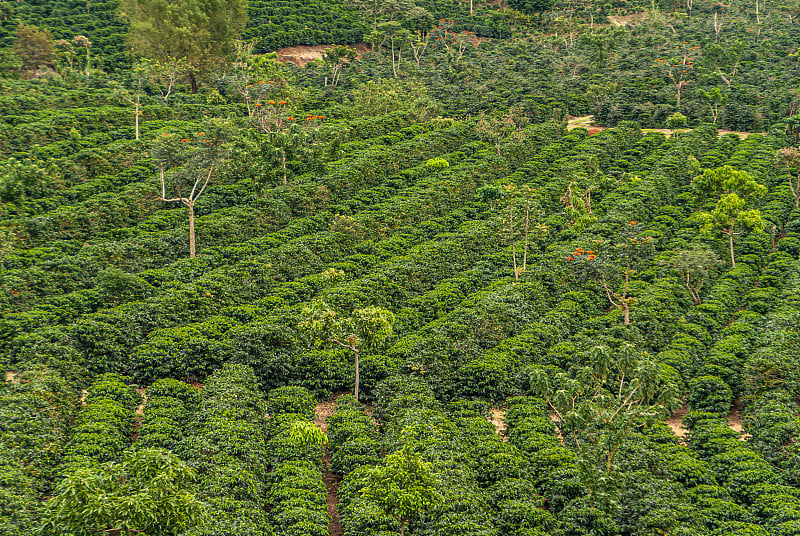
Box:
670 247 724 305
119 0 247 92
299 300 395 400
774 147 800 209
691 165 767 268
567 221 655 325
531 343 681 509
151 121 232 258
40 449 205 536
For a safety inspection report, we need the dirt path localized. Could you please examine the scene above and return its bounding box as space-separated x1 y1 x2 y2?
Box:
489 408 508 440
566 115 758 139
663 399 750 441
728 397 751 440
315 398 344 536
666 403 689 440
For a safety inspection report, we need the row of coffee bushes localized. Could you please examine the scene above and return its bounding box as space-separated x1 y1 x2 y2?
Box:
62 373 140 467
0 83 122 115
6 111 436 242
2 122 549 386
502 395 780 534
385 127 734 403
246 0 365 53
134 378 199 452
0 367 76 536
0 112 423 283
326 395 380 476
0 0 129 70
265 386 330 536
0 118 475 315
687 414 800 535
339 376 556 535
1 101 421 246
182 364 272 536
742 257 800 476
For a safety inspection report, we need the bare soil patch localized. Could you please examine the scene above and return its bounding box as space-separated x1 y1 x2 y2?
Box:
567 115 758 139
314 399 337 433
608 12 648 26
728 397 751 440
135 387 147 416
275 44 370 68
666 403 689 439
4 371 18 383
489 408 508 440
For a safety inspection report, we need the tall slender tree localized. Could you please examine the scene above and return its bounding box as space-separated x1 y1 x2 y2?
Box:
152 121 230 258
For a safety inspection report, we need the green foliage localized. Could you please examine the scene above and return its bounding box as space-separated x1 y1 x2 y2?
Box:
692 166 767 268
687 375 733 415
119 0 247 89
361 446 443 536
41 449 205 536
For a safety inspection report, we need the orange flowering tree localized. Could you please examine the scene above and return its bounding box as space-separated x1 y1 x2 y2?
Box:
567 221 655 325
151 121 231 258
225 42 294 117
655 41 697 107
429 20 478 63
256 104 327 188
710 2 729 41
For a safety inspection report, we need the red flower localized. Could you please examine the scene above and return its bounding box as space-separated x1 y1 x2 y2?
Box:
629 221 637 225
181 138 189 142
567 256 574 261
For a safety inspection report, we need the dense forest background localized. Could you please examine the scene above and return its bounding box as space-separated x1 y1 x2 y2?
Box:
1 0 800 535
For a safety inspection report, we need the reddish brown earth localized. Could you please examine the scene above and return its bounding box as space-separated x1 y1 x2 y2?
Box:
275 44 370 68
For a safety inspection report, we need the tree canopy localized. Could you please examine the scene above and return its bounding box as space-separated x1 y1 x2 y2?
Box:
119 0 247 91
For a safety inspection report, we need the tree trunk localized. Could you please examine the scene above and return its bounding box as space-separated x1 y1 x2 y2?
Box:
187 201 196 258
622 302 630 325
792 175 799 209
353 349 360 401
189 71 198 93
686 275 702 305
391 40 398 78
727 230 736 268
134 95 140 141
